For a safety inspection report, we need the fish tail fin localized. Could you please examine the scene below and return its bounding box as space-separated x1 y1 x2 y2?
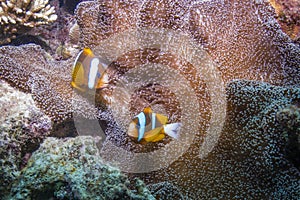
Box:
163 123 182 139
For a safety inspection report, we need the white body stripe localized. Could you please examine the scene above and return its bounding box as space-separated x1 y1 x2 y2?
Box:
151 113 156 130
88 58 99 89
136 112 146 141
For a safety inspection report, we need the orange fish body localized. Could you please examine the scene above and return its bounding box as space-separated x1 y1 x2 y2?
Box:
128 107 181 143
71 47 109 93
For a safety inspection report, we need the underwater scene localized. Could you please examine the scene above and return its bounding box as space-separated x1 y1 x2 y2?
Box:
0 0 299 199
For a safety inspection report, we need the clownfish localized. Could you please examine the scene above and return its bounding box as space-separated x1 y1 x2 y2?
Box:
127 107 182 143
71 47 109 93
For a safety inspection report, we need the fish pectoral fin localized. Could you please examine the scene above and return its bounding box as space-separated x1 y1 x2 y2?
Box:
144 127 163 142
163 123 182 139
155 113 168 124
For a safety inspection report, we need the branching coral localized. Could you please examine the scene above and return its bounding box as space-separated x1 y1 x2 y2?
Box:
0 0 57 44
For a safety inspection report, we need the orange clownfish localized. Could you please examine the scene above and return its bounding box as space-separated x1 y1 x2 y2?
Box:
128 107 182 143
71 47 109 93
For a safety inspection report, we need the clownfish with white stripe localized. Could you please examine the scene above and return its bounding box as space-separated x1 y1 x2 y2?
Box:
71 47 109 93
128 107 182 143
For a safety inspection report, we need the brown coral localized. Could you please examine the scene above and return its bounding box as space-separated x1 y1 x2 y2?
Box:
0 0 57 44
269 0 300 41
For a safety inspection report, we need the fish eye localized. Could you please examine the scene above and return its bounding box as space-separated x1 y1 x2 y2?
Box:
97 72 101 78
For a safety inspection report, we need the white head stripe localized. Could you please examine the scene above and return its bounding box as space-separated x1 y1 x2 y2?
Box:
136 112 146 141
88 58 99 89
136 112 146 127
72 50 83 70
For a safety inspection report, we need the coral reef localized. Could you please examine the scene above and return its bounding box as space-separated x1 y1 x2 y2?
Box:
269 0 300 41
0 0 299 199
0 80 52 197
25 0 79 58
147 181 184 200
276 104 300 168
6 136 154 200
0 0 57 45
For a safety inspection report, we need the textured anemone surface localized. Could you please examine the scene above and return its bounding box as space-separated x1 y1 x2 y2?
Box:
129 80 300 199
76 0 300 86
0 44 99 122
0 80 51 197
72 1 299 198
0 0 299 199
6 136 154 200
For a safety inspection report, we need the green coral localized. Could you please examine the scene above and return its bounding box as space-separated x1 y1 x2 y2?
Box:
0 80 51 197
276 104 300 168
7 136 154 200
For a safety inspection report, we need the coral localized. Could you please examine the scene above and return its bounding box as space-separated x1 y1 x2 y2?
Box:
0 0 299 199
71 2 300 198
0 80 52 197
6 136 154 200
269 0 300 41
25 0 78 56
0 0 57 45
277 105 300 133
147 181 184 200
0 0 299 122
276 104 300 168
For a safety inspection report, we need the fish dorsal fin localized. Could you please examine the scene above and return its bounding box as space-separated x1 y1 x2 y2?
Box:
143 107 152 114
